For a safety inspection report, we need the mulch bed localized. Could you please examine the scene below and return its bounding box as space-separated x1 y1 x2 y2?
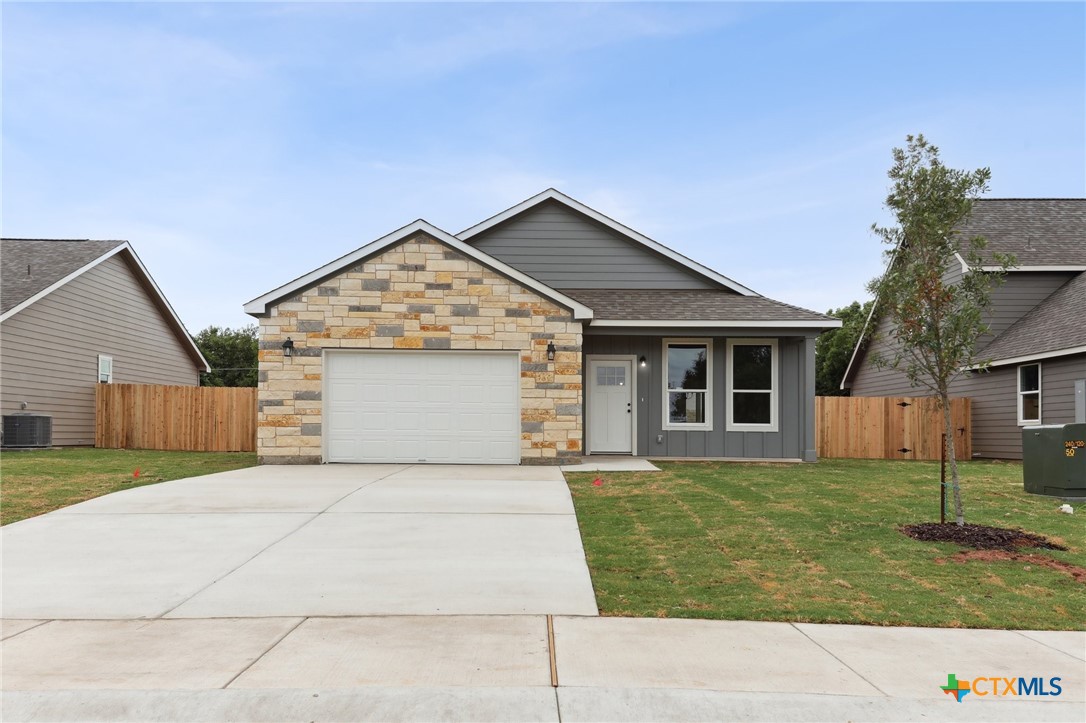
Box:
901 523 1068 552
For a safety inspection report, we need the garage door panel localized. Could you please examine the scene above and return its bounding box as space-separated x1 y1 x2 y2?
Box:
325 351 520 464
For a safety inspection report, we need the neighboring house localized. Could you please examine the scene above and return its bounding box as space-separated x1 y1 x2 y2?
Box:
245 189 840 466
842 199 1086 459
0 239 210 446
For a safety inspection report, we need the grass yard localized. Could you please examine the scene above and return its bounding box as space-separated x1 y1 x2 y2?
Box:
1 448 258 525
567 459 1085 630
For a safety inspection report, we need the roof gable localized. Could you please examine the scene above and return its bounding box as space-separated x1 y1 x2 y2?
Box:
243 220 593 320
0 238 209 371
457 189 757 295
842 198 1086 387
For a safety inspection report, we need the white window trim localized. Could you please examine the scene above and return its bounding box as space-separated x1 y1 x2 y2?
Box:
726 338 778 433
98 355 113 384
1017 362 1042 426
662 338 713 431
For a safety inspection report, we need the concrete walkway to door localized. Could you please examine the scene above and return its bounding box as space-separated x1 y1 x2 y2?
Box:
0 464 599 619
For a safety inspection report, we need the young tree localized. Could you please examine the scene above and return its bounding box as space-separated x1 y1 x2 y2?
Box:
193 325 259 387
868 134 1012 526
815 300 874 396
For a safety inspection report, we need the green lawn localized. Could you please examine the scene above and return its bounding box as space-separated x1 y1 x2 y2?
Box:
1 448 258 525
567 459 1085 630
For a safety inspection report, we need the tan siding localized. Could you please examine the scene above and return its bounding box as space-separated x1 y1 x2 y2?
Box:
1 255 200 446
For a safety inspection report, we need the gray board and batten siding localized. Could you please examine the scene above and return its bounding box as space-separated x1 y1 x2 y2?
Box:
0 254 202 446
466 200 721 290
585 333 818 461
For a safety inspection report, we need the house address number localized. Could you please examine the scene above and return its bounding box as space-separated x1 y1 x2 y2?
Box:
1066 440 1085 458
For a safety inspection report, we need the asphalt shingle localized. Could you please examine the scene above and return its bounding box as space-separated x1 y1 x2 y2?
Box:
959 199 1086 266
1 239 125 314
560 289 836 323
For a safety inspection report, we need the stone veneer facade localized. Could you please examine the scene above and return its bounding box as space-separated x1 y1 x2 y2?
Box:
257 233 583 465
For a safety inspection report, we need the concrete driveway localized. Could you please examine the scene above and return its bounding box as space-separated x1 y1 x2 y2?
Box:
1 464 599 619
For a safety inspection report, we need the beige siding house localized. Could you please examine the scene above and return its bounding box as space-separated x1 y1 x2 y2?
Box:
843 199 1086 459
1 239 209 446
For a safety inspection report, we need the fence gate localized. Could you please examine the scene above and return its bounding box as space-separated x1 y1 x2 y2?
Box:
816 396 971 461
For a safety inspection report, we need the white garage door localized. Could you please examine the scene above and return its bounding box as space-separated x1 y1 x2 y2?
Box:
325 351 520 464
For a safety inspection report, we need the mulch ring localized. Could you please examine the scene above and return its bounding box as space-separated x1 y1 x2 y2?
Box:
901 523 1068 552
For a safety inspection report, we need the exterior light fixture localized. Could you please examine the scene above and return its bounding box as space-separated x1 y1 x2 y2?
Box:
282 337 294 358
639 356 647 368
546 342 556 361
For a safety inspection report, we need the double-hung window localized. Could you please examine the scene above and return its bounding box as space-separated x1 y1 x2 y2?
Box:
98 355 113 384
1017 363 1041 425
663 339 712 429
726 339 777 432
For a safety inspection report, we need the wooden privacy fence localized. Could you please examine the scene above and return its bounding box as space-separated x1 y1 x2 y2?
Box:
96 384 257 452
816 396 971 461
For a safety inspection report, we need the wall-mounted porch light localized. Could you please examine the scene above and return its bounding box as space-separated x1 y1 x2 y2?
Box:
546 342 556 361
282 337 294 358
639 355 647 368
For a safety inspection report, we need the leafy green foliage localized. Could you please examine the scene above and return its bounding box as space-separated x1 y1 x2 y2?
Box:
193 325 259 387
867 134 1013 525
815 300 873 396
568 460 1083 630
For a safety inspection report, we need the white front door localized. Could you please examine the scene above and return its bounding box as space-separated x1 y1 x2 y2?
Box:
588 358 633 454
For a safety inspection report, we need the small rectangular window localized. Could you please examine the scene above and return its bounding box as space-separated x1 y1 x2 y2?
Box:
727 339 778 432
98 355 113 384
1017 363 1041 425
663 339 713 429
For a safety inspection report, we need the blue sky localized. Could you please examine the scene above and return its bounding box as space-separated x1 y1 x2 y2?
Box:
4 2 1084 332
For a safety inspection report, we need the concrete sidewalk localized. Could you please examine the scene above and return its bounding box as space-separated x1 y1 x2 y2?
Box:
2 616 1083 721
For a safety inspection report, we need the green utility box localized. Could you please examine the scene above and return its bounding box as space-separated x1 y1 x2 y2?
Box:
1022 423 1086 499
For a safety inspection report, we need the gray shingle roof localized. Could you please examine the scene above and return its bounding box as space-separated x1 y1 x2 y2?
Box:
980 271 1086 362
1 239 125 314
560 289 836 323
960 199 1086 266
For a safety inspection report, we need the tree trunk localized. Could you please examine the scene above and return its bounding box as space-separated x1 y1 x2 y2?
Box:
942 395 964 526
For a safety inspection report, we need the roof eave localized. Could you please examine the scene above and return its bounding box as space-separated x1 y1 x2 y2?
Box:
455 188 759 297
589 319 841 329
965 345 1086 370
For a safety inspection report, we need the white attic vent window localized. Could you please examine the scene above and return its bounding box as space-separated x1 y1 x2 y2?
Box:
98 355 113 384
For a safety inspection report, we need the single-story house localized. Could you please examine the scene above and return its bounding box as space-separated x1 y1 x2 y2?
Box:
0 239 209 446
842 199 1086 459
244 189 841 465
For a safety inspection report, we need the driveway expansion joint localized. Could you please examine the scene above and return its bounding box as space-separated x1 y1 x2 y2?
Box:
222 617 308 689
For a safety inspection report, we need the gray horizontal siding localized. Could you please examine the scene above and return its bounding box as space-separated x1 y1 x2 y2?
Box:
469 201 715 289
585 334 813 459
851 271 1079 395
1 255 200 446
977 272 1076 350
